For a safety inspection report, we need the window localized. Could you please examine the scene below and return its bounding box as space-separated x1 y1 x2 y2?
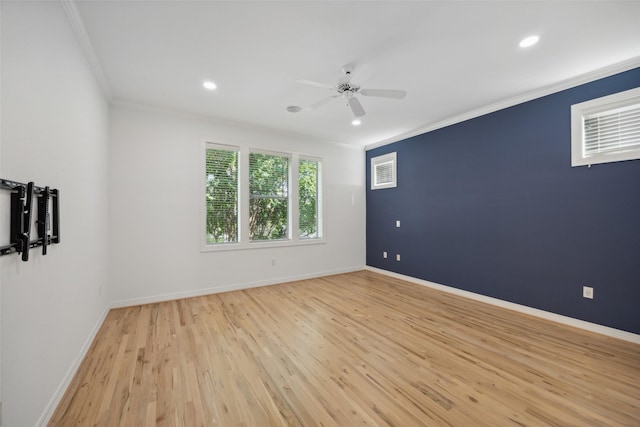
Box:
571 87 640 166
205 144 239 244
299 158 321 239
249 151 290 241
203 143 323 250
371 152 397 189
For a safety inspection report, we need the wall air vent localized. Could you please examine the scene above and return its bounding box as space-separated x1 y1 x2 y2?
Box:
371 152 397 190
571 87 640 166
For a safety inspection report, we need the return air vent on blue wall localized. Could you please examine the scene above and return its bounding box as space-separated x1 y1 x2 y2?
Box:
371 152 397 190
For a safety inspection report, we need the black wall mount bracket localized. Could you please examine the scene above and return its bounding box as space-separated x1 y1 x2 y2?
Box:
1 178 60 261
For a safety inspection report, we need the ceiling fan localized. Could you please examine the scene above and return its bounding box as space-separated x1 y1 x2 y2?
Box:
296 64 407 118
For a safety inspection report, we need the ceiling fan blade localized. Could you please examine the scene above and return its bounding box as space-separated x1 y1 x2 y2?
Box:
349 97 366 117
304 95 339 111
360 89 407 99
296 79 335 90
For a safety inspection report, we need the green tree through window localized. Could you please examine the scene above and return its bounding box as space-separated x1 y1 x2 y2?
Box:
299 159 319 238
249 152 289 240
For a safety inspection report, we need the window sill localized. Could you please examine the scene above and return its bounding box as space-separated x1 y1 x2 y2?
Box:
201 238 326 253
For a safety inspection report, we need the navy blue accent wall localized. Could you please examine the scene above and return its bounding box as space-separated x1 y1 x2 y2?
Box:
366 68 640 334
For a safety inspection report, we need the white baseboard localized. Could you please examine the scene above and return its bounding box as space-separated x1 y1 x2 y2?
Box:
36 304 111 427
110 265 365 309
366 266 640 344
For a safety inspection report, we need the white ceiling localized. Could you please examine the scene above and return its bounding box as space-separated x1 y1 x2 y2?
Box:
73 1 640 148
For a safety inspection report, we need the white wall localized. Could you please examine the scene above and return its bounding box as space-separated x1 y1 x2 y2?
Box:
0 2 110 426
109 104 365 305
0 3 364 425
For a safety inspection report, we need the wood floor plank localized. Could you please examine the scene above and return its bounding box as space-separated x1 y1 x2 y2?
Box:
49 271 640 426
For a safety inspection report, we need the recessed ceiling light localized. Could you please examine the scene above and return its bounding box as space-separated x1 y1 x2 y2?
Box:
519 35 540 48
203 81 217 90
352 119 361 126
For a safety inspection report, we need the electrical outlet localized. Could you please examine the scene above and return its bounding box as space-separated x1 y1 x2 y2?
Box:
583 286 594 299
396 254 401 261
396 220 401 227
383 251 387 258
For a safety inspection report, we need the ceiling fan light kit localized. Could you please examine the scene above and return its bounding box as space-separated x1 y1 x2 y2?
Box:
296 64 407 120
519 35 540 48
202 80 217 90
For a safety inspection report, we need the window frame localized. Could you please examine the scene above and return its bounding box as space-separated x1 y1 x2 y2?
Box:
371 152 397 190
571 87 640 167
298 155 323 240
247 149 292 243
202 142 241 248
201 141 325 252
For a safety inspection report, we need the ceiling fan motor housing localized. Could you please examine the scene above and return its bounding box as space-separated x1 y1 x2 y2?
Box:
336 82 360 94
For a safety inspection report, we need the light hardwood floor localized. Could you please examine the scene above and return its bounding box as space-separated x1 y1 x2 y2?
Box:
49 271 640 426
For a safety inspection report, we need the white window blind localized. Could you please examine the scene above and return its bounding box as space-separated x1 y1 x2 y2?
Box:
205 145 239 244
571 87 640 166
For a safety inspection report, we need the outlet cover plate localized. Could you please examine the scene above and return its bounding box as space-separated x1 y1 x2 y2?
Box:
583 286 594 299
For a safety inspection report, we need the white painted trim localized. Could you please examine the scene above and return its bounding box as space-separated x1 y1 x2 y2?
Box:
366 266 640 344
111 265 364 309
571 87 640 166
60 0 112 99
370 152 397 190
366 57 640 151
36 304 111 427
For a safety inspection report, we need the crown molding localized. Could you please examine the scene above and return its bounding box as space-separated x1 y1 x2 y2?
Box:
60 0 112 99
366 57 640 151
